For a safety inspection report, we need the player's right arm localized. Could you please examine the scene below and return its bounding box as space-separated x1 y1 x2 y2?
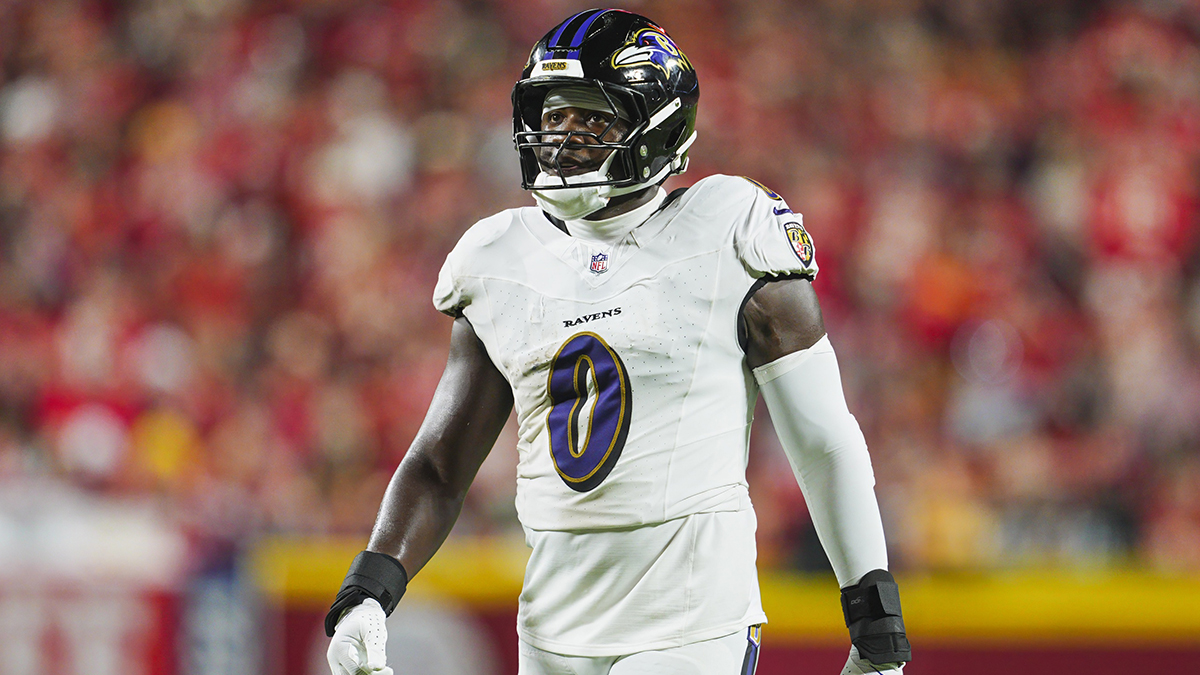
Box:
732 175 910 671
366 316 513 574
325 316 513 675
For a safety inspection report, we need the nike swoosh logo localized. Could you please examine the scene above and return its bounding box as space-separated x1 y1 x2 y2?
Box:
773 206 793 216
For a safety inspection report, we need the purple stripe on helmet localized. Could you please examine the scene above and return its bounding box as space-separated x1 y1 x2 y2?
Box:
548 9 595 48
546 13 578 47
568 9 608 48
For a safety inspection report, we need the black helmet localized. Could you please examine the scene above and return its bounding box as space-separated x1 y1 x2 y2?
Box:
512 9 699 190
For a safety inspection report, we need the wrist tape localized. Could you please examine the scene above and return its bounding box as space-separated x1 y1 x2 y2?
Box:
840 569 912 665
324 550 409 637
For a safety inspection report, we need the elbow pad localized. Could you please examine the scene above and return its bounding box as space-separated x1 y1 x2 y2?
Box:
753 335 888 587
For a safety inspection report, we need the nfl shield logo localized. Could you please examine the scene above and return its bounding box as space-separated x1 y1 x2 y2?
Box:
590 251 609 274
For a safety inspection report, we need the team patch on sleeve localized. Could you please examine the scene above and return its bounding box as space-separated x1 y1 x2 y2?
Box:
784 221 814 266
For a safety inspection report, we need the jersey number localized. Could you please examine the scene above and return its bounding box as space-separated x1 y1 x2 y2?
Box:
546 332 632 492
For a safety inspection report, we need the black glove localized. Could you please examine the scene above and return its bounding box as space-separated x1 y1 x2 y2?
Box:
324 550 409 637
840 569 912 666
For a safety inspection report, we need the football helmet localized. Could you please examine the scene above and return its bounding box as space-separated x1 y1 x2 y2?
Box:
512 9 699 192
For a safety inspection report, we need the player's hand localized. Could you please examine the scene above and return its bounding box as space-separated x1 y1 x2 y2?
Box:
841 645 904 675
327 598 393 675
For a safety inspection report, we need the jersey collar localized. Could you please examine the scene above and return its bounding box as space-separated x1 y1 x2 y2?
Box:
561 188 667 246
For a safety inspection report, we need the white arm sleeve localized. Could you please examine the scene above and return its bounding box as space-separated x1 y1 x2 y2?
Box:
754 335 889 588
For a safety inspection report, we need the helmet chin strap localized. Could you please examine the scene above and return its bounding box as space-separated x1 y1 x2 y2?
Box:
532 151 620 220
564 186 667 245
532 127 698 221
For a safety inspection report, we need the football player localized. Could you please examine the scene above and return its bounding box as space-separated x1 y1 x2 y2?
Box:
325 9 910 675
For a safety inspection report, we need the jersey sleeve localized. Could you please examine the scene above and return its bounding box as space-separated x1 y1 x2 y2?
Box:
732 176 819 280
431 212 515 318
432 252 467 317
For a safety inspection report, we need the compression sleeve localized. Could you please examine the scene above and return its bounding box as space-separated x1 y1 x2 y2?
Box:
754 335 888 587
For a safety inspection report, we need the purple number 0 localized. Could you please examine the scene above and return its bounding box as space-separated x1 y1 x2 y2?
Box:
545 332 633 492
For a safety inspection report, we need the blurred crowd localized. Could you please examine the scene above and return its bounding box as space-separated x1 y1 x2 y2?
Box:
1 0 1198 578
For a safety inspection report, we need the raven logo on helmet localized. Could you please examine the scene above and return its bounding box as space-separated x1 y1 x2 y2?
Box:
610 28 694 75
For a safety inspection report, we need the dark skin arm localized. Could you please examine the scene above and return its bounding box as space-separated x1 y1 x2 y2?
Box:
742 277 827 368
366 316 514 577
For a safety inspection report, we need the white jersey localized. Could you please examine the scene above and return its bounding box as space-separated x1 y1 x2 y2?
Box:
433 174 818 655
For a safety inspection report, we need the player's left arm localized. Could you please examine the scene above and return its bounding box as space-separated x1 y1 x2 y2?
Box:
742 278 912 672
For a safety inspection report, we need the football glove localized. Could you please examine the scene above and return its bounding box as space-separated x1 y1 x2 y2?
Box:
326 598 393 675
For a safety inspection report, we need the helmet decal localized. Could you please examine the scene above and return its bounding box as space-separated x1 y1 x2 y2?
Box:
610 28 693 75
531 59 586 79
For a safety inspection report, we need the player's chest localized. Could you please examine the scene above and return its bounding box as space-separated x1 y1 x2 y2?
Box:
476 248 727 381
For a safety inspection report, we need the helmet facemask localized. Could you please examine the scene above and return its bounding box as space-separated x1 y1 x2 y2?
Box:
513 79 649 191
